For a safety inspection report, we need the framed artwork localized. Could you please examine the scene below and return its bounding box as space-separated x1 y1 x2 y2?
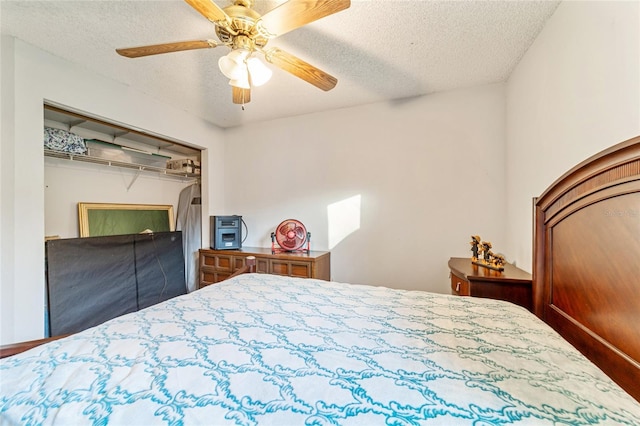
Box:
78 203 174 237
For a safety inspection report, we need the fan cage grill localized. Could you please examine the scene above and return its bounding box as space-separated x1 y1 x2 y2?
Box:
271 219 310 254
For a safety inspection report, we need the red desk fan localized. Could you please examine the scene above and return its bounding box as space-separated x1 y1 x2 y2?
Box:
271 219 311 254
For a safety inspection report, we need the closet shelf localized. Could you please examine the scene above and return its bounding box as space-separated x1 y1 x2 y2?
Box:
44 149 200 181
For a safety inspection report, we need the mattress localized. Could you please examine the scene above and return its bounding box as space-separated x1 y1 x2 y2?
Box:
2 273 639 425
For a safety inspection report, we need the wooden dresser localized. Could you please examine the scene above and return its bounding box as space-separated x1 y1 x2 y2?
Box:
448 257 533 311
199 247 330 289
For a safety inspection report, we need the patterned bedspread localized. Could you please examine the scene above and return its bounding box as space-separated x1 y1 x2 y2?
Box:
2 274 639 425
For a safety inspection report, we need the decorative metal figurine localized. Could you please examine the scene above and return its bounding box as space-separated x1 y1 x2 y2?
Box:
470 235 505 271
470 235 481 261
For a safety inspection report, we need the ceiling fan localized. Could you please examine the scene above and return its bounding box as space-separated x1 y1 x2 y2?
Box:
116 0 350 105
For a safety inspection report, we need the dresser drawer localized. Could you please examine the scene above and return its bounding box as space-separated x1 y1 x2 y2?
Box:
271 260 311 278
214 254 233 272
256 257 269 273
200 268 230 288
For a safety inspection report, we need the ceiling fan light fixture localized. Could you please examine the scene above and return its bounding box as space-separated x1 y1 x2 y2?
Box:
229 73 251 90
246 57 272 87
218 48 250 80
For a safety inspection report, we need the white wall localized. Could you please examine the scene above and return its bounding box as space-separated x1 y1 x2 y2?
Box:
0 37 225 345
224 84 507 292
505 1 640 271
44 159 193 238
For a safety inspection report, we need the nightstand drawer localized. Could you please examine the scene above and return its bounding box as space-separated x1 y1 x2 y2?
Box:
450 273 470 296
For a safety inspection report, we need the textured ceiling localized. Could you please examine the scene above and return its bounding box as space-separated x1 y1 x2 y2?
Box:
1 0 561 128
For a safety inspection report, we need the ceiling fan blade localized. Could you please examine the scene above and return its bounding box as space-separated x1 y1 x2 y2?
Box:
264 48 337 91
257 0 350 38
184 0 230 26
232 86 251 104
116 40 218 58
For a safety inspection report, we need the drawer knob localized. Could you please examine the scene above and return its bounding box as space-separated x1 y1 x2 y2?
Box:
456 282 461 292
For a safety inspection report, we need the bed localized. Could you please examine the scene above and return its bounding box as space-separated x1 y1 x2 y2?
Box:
532 134 640 405
2 135 640 424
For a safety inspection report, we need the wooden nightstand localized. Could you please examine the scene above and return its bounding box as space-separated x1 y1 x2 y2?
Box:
448 257 533 311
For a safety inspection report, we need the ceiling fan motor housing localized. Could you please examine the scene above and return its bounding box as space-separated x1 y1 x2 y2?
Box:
216 2 268 49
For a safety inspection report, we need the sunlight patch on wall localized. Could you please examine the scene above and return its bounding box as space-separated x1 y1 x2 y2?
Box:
328 195 361 249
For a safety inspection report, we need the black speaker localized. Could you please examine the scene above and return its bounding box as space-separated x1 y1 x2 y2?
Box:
211 215 242 250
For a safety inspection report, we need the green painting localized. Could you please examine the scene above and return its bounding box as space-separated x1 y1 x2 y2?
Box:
78 203 174 237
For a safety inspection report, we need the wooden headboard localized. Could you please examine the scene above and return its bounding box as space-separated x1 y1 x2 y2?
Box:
533 135 640 402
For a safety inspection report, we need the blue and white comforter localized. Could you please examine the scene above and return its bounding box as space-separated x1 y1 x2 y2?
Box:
2 274 640 425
